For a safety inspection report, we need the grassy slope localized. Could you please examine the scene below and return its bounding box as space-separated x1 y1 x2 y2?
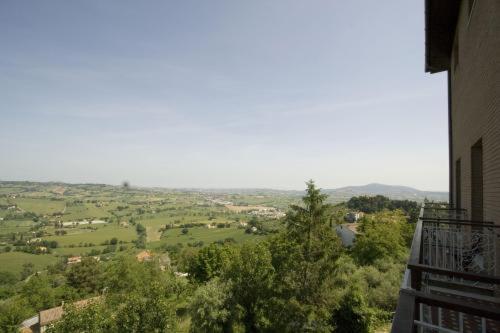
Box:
13 197 65 215
0 252 59 275
150 226 257 248
62 203 112 221
52 245 109 256
44 224 137 246
0 220 34 235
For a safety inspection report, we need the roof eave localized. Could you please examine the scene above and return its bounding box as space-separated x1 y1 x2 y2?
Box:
425 0 461 73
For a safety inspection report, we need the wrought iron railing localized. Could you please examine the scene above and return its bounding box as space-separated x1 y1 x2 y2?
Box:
421 203 468 220
423 220 497 275
391 204 500 333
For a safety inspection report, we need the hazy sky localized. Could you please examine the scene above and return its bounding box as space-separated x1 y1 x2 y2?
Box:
0 0 449 191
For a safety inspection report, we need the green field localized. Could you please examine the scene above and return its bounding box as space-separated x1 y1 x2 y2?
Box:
51 245 109 256
0 220 34 235
150 226 257 248
13 197 66 215
0 252 59 276
44 224 137 246
62 203 113 221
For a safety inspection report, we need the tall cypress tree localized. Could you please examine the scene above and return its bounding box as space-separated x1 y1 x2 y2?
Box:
284 180 342 302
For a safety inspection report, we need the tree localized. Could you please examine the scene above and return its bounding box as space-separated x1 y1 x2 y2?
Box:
20 262 34 280
189 278 232 333
248 215 258 227
135 236 146 249
347 195 419 223
267 233 304 297
115 282 177 333
187 243 234 283
135 223 147 249
351 211 408 266
225 242 275 332
49 255 182 332
47 301 115 333
284 180 342 302
100 255 158 294
358 262 403 311
0 271 17 286
136 223 146 234
0 300 31 333
20 275 57 311
66 257 102 294
331 288 372 333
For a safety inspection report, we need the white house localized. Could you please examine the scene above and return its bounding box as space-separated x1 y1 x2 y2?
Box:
344 212 364 223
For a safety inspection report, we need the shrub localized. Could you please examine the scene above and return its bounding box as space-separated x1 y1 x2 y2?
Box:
331 288 372 333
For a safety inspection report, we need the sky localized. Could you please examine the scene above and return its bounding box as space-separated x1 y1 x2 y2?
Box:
0 0 449 191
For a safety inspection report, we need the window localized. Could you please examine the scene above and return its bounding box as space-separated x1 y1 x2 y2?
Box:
471 139 483 221
455 159 461 209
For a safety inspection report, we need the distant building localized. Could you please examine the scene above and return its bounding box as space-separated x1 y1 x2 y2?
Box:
335 223 359 247
27 238 42 244
36 246 48 253
136 250 152 262
62 219 107 227
67 256 82 265
344 212 363 223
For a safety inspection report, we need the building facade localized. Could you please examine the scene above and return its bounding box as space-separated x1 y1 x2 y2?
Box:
391 0 500 332
446 0 500 225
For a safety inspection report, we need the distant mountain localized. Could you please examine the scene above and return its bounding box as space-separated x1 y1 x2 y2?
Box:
170 183 448 202
323 183 448 203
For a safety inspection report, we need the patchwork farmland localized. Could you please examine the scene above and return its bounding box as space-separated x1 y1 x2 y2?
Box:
0 181 290 276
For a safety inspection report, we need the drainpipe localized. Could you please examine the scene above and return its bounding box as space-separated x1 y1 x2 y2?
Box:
448 70 453 206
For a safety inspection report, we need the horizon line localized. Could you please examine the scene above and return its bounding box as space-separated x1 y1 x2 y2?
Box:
0 179 449 193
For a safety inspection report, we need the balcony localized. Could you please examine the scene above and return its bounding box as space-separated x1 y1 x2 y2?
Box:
391 204 500 333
